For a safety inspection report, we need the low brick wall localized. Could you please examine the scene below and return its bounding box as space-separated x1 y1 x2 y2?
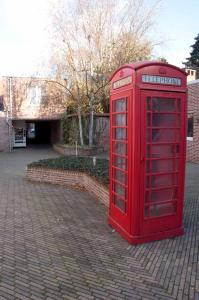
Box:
53 144 101 156
26 166 109 207
82 173 109 206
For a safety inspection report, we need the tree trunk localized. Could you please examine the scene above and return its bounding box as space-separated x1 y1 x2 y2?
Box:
88 93 94 146
77 86 84 146
77 105 84 146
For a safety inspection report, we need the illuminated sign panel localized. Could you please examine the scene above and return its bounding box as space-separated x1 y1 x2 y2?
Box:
142 75 181 86
112 76 132 89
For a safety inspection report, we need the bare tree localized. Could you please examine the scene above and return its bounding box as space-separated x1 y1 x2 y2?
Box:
49 0 160 146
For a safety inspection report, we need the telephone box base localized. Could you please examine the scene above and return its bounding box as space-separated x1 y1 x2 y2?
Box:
108 216 184 245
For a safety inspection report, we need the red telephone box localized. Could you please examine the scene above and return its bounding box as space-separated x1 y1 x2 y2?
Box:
108 61 187 244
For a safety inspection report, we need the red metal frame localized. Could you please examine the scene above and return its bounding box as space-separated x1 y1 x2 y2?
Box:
108 61 187 244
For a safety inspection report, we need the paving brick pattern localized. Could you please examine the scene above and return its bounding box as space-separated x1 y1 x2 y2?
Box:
0 148 198 299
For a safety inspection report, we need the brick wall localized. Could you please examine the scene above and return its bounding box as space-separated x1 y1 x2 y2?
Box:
95 116 109 152
187 80 199 162
82 173 109 206
53 144 101 156
1 77 67 120
0 76 68 150
26 167 109 207
0 113 9 151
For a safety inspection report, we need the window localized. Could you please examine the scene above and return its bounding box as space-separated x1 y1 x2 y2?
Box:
187 115 193 141
144 96 181 218
111 97 128 214
27 86 42 106
0 96 4 111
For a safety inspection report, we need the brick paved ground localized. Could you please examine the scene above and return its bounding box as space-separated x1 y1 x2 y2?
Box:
0 147 198 299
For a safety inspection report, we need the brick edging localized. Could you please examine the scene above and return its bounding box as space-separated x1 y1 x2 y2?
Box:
52 144 100 156
26 166 109 207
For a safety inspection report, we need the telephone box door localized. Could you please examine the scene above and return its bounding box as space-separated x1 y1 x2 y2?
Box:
141 90 186 235
109 91 131 234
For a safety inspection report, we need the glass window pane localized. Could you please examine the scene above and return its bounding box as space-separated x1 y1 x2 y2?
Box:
152 98 176 112
152 129 180 142
115 195 125 212
147 113 151 127
113 142 127 155
113 156 127 170
150 144 178 158
149 187 178 203
146 176 150 188
114 169 127 185
146 145 150 157
113 182 126 198
177 99 181 112
147 97 151 110
176 159 179 171
150 187 178 203
144 95 180 219
149 159 179 173
147 129 151 142
144 206 149 217
146 160 150 173
150 202 176 217
113 114 127 126
150 173 178 188
145 191 150 203
113 98 127 112
152 114 180 128
114 128 127 140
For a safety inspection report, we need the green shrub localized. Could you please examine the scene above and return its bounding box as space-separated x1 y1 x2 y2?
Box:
28 156 109 186
61 115 97 145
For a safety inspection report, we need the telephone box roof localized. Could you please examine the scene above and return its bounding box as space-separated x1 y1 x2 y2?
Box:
110 61 187 81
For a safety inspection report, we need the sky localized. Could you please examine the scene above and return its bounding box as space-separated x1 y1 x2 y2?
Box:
151 0 199 67
0 0 198 77
0 0 51 77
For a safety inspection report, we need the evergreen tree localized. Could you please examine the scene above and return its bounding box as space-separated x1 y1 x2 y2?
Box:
185 34 199 67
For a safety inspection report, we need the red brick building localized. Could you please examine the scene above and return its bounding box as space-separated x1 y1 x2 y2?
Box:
187 79 199 162
0 77 67 151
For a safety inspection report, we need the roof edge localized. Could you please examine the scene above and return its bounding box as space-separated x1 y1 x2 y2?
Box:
110 61 187 81
187 79 199 85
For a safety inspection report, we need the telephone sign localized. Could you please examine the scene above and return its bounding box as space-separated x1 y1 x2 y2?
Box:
142 75 182 86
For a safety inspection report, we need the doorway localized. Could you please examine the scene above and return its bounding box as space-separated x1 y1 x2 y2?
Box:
26 121 51 145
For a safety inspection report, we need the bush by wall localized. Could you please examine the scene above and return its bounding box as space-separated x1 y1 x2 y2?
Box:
62 115 96 145
28 156 109 186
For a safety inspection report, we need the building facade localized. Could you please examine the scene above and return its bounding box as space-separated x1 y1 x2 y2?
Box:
0 77 67 151
187 79 199 162
185 67 197 82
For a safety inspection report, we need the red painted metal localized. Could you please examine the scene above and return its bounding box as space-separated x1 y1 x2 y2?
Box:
108 61 187 244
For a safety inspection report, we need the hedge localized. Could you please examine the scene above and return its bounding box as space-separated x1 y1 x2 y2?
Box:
28 156 109 186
